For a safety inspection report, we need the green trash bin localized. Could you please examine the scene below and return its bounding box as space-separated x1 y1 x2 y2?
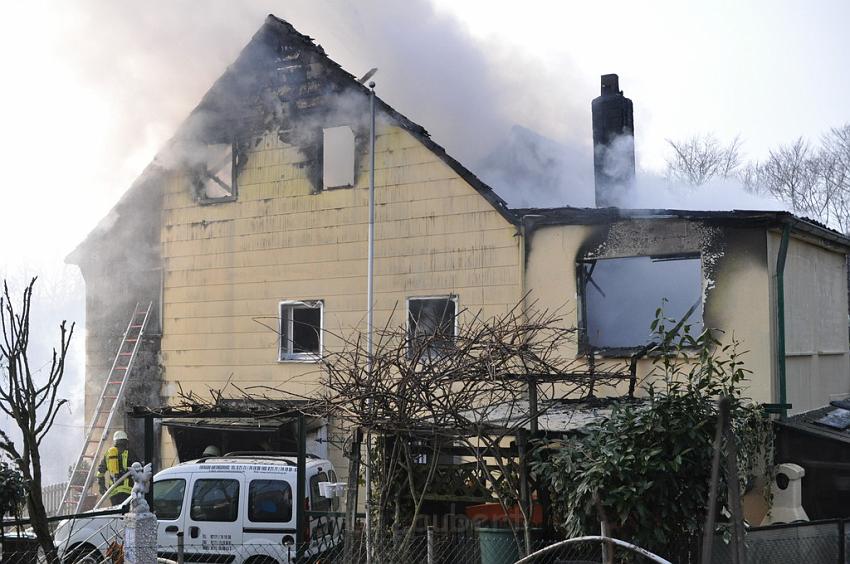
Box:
478 527 521 564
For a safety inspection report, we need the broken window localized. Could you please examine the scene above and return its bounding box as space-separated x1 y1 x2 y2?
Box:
407 297 457 358
322 126 355 189
579 255 703 351
195 143 238 203
279 300 323 360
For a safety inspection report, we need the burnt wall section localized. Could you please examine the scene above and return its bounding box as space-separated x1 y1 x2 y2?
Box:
579 219 725 340
522 213 777 401
69 171 163 461
166 15 374 199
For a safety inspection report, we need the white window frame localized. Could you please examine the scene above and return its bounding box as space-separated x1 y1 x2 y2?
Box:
405 295 459 358
278 300 323 362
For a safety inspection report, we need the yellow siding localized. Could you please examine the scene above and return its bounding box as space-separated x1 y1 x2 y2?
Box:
160 124 522 408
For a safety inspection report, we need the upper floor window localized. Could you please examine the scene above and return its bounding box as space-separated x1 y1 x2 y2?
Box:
322 126 355 189
279 300 323 361
195 142 238 203
407 296 457 359
578 254 703 352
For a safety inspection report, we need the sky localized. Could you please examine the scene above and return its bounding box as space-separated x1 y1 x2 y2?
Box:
0 0 848 481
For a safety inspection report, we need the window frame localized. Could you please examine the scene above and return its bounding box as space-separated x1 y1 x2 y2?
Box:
247 479 294 524
278 300 324 362
405 295 459 359
576 253 704 355
196 141 239 205
189 478 240 523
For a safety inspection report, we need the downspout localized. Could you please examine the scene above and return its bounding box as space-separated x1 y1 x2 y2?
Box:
776 223 792 419
519 215 542 434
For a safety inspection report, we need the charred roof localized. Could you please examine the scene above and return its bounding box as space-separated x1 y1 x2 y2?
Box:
68 14 513 263
511 206 850 249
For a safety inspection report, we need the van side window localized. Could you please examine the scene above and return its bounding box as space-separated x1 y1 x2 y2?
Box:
309 472 332 512
249 480 293 523
153 479 186 520
190 479 239 522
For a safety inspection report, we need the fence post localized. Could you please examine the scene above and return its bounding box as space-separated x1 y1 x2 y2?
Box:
176 531 184 564
839 520 845 564
344 428 362 563
427 526 435 564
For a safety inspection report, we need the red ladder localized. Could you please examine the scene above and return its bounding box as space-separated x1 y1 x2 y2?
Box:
59 302 153 514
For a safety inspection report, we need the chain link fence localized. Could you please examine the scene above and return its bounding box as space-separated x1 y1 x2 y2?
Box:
6 514 850 563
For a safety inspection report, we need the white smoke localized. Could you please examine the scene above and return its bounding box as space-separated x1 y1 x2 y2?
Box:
598 134 788 212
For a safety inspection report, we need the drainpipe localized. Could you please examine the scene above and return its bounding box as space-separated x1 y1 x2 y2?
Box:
776 223 792 419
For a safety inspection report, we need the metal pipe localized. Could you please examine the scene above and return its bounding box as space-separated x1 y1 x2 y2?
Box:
364 79 377 564
295 413 306 562
514 535 672 564
776 224 791 419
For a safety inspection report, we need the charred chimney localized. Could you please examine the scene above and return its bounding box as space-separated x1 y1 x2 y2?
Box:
592 74 635 207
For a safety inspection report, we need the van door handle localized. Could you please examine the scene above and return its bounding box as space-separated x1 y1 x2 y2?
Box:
190 526 200 539
165 525 179 533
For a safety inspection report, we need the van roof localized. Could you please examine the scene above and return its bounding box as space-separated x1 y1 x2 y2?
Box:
155 453 332 479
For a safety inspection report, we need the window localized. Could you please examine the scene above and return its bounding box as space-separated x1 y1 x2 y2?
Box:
153 479 185 521
248 480 293 523
190 479 239 522
279 300 323 360
194 143 238 203
309 472 332 513
322 126 355 189
407 297 457 358
579 255 703 351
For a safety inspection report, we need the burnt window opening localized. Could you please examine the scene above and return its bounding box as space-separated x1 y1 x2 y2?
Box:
407 297 457 359
322 125 355 189
194 142 240 204
279 300 323 361
578 255 704 352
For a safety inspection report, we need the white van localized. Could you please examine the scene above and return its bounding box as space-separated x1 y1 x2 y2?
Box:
55 453 343 564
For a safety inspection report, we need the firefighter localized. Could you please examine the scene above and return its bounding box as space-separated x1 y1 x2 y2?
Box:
202 445 221 458
97 430 138 506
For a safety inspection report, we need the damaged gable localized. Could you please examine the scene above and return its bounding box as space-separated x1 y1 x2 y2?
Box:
71 14 516 263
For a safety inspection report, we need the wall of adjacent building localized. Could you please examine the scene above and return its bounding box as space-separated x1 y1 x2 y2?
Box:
157 119 523 465
775 233 850 414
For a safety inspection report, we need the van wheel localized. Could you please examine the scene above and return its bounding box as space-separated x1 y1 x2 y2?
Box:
245 557 278 564
65 544 103 564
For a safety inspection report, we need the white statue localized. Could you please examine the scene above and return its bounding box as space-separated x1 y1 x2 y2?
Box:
128 461 153 514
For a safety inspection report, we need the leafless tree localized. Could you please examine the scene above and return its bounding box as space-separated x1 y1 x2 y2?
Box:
743 127 850 232
0 278 74 563
665 134 743 186
244 301 629 557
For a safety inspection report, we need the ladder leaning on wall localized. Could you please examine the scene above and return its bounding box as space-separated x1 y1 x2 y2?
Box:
58 302 153 515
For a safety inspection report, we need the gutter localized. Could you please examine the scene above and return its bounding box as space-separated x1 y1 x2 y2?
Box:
775 222 793 419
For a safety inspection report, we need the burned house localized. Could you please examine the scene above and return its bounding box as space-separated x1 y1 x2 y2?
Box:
67 15 850 478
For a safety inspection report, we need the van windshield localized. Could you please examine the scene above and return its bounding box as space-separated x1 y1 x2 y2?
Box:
249 479 293 523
